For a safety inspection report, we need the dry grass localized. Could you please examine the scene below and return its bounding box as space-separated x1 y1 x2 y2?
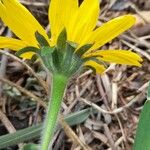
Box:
0 0 150 150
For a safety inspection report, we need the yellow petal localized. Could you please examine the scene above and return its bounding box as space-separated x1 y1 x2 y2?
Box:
85 50 143 66
20 52 35 59
0 36 35 59
0 36 27 50
49 0 78 45
84 60 106 74
68 0 99 44
88 15 135 51
0 0 49 47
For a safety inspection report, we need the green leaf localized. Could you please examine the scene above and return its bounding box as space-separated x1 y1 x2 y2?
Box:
0 108 92 149
133 100 150 150
35 31 49 47
23 143 38 150
64 108 92 126
16 47 39 57
57 28 67 50
147 82 150 100
0 124 42 149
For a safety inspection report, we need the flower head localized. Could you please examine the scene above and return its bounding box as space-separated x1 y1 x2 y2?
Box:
0 0 142 75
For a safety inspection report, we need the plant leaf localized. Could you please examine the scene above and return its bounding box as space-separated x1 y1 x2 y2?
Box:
62 107 92 126
23 143 38 150
133 99 150 150
147 82 150 100
0 108 92 149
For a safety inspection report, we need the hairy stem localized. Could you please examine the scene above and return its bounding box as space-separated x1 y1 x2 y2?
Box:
41 74 68 150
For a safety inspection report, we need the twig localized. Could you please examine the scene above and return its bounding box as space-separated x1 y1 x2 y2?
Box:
121 40 150 60
59 115 92 150
20 0 48 7
0 51 8 97
79 92 145 114
138 81 149 92
78 70 92 79
0 109 16 133
0 31 24 149
0 77 46 108
104 124 117 150
115 114 126 142
0 50 48 94
96 75 110 108
121 34 150 48
107 136 124 150
111 70 123 109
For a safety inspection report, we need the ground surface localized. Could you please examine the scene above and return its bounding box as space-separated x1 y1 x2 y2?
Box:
0 0 150 150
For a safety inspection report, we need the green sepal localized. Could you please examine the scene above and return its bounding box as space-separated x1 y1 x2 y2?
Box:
57 28 67 50
61 42 75 74
47 31 51 39
35 31 49 47
40 46 55 57
75 44 93 57
31 54 39 62
16 47 40 57
67 41 78 49
52 28 68 72
58 41 84 76
69 56 83 76
83 56 107 68
51 50 61 72
83 57 107 74
39 47 56 72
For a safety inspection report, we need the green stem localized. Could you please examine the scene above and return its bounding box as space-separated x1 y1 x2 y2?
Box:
41 74 68 150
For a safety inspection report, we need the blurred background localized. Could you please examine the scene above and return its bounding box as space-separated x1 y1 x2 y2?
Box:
0 0 150 149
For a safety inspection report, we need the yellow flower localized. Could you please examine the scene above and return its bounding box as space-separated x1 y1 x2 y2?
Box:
0 0 142 74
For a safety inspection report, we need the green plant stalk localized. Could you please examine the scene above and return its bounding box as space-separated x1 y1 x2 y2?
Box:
41 74 68 150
